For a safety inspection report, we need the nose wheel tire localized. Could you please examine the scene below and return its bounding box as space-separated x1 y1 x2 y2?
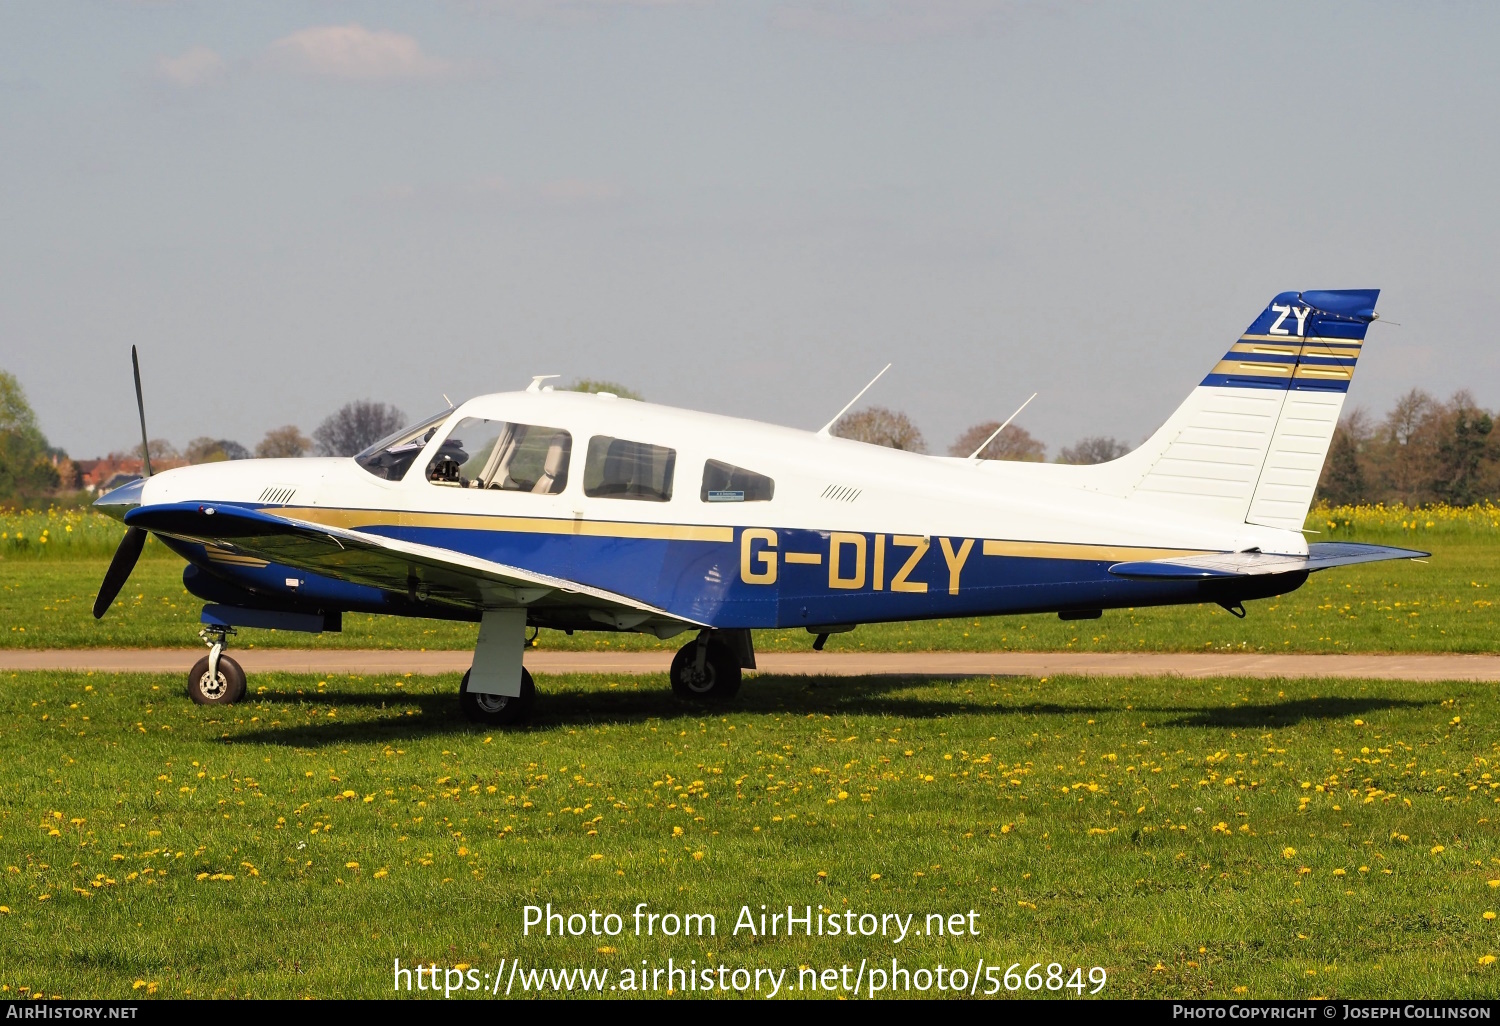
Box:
459 668 536 725
187 654 246 705
670 638 741 701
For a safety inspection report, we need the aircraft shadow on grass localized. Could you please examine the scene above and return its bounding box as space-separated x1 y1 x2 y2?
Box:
219 675 1436 749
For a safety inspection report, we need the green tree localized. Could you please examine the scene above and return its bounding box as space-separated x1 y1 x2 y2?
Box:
0 370 60 503
1316 407 1371 505
1056 435 1127 465
1369 389 1439 506
1432 392 1494 506
565 379 643 401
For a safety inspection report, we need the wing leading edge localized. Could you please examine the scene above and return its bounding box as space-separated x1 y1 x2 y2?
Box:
124 501 705 632
1107 541 1429 580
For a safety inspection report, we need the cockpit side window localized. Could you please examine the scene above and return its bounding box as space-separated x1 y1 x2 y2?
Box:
354 410 453 481
583 436 675 501
426 418 572 494
701 460 774 502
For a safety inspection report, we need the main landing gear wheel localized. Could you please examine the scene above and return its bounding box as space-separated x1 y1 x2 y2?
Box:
459 667 536 726
670 637 741 702
187 654 246 706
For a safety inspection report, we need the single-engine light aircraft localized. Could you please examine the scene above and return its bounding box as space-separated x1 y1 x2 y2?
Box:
93 289 1425 723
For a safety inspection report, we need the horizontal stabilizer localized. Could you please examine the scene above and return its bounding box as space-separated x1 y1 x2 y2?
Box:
1108 542 1428 580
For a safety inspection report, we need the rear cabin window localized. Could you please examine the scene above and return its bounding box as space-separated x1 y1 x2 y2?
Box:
584 436 675 501
427 418 572 494
701 460 774 502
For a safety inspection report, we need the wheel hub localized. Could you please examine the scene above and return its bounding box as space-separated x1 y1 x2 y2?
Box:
198 669 230 701
682 665 716 693
474 692 510 713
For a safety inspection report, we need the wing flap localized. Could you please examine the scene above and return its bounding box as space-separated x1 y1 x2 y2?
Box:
1108 541 1428 580
125 501 705 626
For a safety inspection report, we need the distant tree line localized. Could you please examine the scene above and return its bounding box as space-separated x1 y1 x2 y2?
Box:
8 362 1494 508
1316 390 1496 506
0 370 62 504
832 405 1128 466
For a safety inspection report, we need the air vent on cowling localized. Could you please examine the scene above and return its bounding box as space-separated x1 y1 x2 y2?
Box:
820 484 862 502
257 485 297 505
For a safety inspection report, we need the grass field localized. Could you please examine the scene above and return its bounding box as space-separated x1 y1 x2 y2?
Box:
2 668 1497 999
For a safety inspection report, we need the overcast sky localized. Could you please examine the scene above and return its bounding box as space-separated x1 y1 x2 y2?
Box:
2 1 1497 459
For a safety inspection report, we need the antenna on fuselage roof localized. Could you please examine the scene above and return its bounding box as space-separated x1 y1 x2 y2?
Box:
967 392 1038 464
442 393 453 408
816 363 892 437
527 374 561 393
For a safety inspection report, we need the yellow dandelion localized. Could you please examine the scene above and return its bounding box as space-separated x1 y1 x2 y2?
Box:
345 861 359 869
692 851 704 861
1432 845 1446 855
1282 847 1297 859
1486 912 1497 921
1482 955 1497 966
1332 869 1346 876
589 854 603 861
870 873 881 881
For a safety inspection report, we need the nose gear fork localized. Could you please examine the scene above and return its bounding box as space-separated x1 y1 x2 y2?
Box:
199 624 237 683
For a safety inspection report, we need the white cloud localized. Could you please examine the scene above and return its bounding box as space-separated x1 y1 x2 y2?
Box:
267 24 459 81
155 46 228 88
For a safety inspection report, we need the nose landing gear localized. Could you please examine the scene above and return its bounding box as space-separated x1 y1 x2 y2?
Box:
188 624 246 705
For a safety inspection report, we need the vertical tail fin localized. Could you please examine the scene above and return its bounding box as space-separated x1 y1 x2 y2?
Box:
1118 289 1378 528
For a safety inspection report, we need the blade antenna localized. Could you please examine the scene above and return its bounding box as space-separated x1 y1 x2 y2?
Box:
816 363 892 437
132 346 152 477
967 392 1037 463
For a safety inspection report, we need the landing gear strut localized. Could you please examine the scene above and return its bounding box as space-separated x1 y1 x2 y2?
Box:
188 624 246 705
457 608 535 725
669 631 742 701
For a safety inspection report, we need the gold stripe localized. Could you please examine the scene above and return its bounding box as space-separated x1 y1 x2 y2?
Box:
271 507 734 543
1299 343 1361 359
1228 341 1299 357
983 539 1206 562
207 555 270 567
1209 359 1294 378
1240 333 1362 345
783 552 823 565
1293 365 1352 380
205 545 269 567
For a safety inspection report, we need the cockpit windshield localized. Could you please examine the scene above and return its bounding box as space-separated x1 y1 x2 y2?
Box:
354 410 453 481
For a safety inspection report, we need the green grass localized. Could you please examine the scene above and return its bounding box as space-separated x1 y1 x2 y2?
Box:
2 669 1498 998
3 534 1495 653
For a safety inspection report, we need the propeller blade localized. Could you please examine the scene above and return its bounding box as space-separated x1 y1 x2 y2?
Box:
132 346 152 477
93 527 147 619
